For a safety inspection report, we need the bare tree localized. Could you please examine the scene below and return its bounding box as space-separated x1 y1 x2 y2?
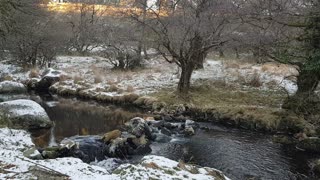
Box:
99 17 145 70
133 0 234 93
66 3 106 54
4 1 69 68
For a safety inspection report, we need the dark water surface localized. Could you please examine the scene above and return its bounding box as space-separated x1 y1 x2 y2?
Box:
151 124 319 180
25 95 320 180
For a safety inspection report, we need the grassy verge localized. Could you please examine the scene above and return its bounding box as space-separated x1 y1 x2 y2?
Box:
151 81 305 133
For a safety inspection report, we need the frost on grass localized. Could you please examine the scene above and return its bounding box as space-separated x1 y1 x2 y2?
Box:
48 56 298 97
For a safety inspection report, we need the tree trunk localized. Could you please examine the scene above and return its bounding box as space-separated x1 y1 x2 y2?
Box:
178 63 194 94
235 48 240 59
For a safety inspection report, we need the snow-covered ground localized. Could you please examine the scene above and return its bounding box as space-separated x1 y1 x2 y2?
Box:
0 128 229 179
49 56 298 96
0 55 298 96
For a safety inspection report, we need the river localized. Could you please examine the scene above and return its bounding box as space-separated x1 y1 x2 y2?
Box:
2 94 318 180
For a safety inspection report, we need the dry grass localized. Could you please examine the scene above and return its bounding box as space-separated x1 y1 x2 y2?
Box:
29 68 40 78
152 82 288 130
143 162 160 169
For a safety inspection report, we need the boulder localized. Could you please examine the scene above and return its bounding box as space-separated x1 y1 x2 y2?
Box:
0 81 27 94
125 117 153 140
37 69 66 91
60 136 106 163
0 100 53 129
102 130 122 143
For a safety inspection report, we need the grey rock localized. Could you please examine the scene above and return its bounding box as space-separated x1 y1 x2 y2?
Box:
0 99 53 130
0 81 27 94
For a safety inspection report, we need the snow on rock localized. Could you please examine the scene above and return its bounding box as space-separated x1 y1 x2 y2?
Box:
0 128 230 180
0 99 53 129
0 81 27 94
114 155 230 180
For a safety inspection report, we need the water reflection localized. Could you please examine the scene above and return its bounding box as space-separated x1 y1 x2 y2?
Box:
37 96 147 144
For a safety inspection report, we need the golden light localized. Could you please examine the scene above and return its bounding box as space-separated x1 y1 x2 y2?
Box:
41 2 168 17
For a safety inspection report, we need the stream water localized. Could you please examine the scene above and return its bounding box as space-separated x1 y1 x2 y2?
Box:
2 94 319 180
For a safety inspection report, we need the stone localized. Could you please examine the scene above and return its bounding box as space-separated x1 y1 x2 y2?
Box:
41 147 60 159
102 130 122 143
60 139 78 150
37 69 66 91
0 99 53 130
23 147 43 160
185 119 199 128
61 135 106 163
0 81 27 94
184 126 195 136
125 117 153 140
26 78 40 90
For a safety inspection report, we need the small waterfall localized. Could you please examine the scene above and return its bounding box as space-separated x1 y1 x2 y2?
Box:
48 126 58 147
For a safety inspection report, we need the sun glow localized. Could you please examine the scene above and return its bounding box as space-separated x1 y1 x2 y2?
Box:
42 2 168 17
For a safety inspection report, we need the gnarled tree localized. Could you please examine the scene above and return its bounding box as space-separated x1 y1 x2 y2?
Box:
135 0 234 93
